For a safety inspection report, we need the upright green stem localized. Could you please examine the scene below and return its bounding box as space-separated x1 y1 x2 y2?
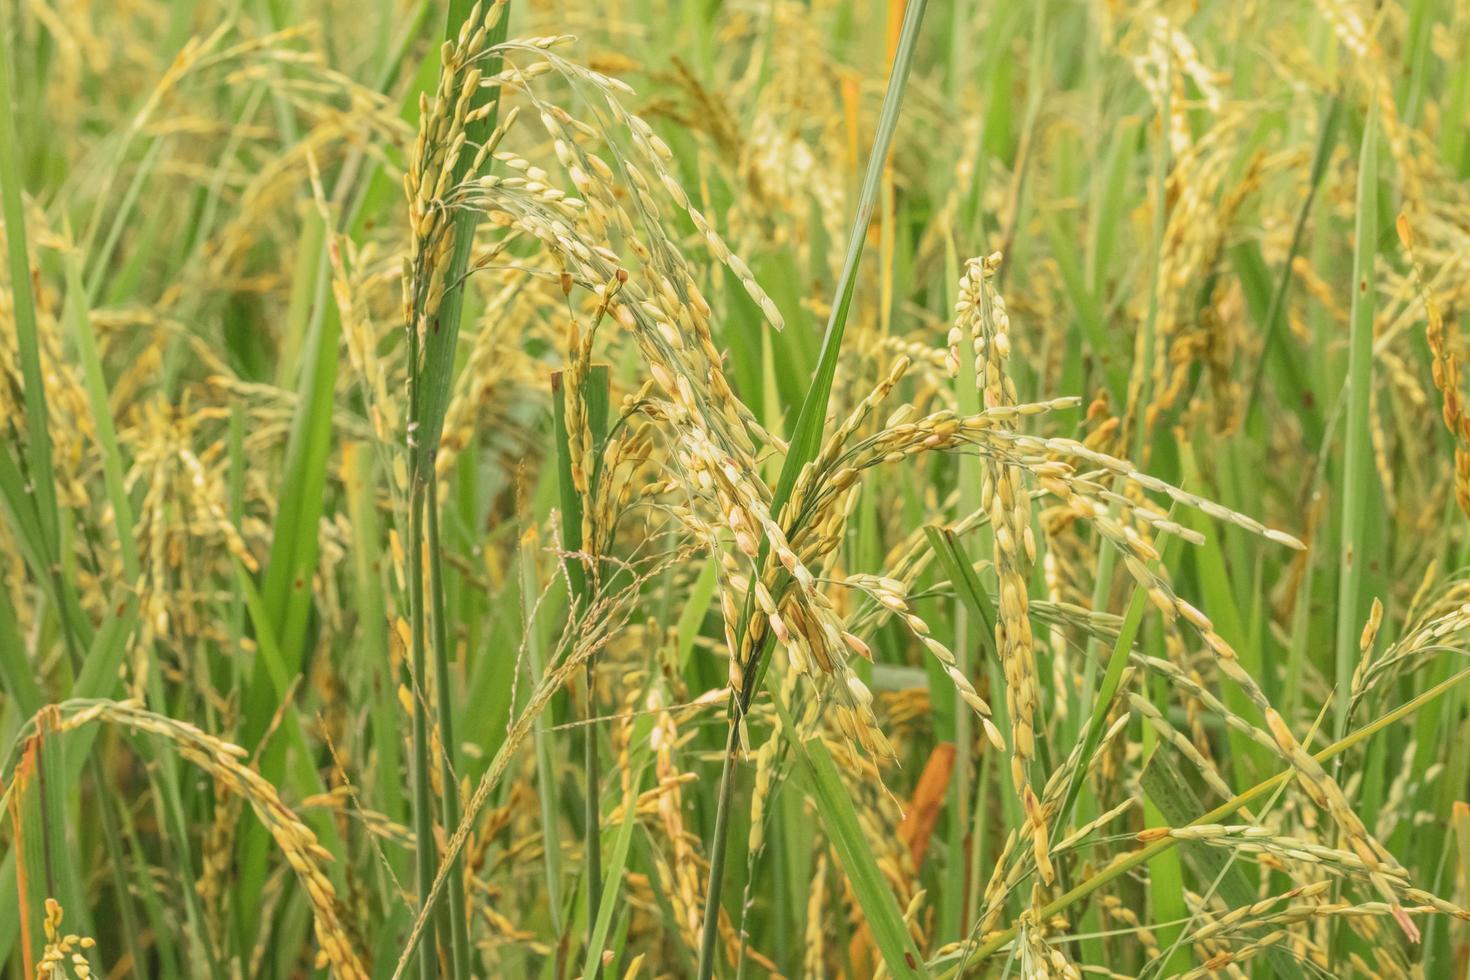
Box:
584 657 603 955
1334 97 1379 739
407 485 441 980
551 366 610 970
698 700 747 980
427 471 471 980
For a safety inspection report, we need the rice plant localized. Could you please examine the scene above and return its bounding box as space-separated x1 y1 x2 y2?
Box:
4 0 1470 977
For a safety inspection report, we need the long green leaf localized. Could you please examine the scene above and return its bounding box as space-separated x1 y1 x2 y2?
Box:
770 0 929 515
1243 92 1341 417
64 251 140 580
923 525 996 638
0 4 58 556
800 734 929 978
1334 97 1379 738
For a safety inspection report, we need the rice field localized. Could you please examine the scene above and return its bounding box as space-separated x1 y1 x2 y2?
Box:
4 0 1470 976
